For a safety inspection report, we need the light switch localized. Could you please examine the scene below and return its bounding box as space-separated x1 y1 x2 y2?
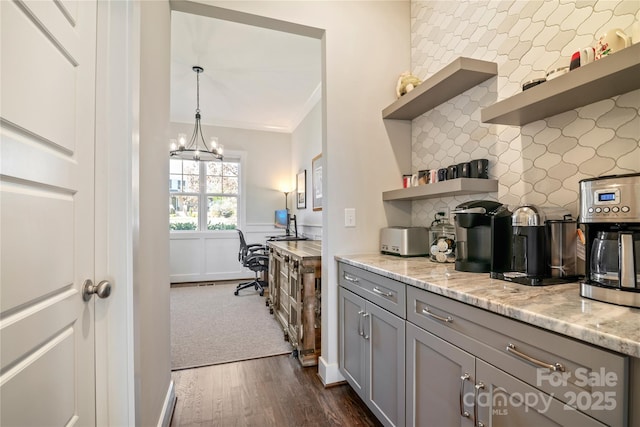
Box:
345 208 356 227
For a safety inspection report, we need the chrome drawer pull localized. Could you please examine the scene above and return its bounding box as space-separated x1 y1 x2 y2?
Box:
357 310 365 337
343 273 359 283
459 373 470 418
506 343 565 372
422 307 453 323
361 312 370 340
372 287 393 298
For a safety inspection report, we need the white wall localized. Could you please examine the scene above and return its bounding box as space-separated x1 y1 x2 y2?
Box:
137 2 173 425
191 0 411 385
168 122 292 282
291 100 323 240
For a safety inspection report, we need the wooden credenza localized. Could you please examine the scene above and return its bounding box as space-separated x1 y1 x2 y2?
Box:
267 240 321 366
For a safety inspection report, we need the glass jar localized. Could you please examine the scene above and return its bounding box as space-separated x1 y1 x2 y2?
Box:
430 212 456 263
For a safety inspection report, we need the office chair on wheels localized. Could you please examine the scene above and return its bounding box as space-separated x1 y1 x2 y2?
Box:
234 229 269 296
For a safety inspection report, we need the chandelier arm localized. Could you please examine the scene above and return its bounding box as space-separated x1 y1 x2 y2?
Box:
196 116 210 151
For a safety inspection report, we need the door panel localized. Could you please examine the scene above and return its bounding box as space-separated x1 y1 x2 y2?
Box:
0 0 98 425
368 301 405 427
339 287 366 397
406 323 475 427
476 360 606 427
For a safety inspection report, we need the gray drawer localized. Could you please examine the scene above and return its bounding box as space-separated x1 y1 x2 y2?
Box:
338 263 406 319
407 285 627 427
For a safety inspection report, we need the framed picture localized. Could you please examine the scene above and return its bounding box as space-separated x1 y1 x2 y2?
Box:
312 154 322 211
296 170 306 209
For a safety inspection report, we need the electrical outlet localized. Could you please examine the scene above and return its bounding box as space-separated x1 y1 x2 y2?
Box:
345 208 356 227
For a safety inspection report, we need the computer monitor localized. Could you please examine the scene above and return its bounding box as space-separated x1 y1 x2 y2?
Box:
274 209 288 230
274 209 298 237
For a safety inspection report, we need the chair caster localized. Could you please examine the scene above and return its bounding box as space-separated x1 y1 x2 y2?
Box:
269 308 274 314
234 290 239 296
259 289 264 296
265 300 269 306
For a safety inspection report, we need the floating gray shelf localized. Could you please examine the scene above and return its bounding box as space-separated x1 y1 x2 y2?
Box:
382 57 498 120
481 43 640 126
382 178 498 201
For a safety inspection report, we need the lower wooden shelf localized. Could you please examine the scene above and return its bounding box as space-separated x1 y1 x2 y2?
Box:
382 178 498 201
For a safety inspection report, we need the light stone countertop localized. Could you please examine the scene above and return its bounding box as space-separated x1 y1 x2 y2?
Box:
335 253 640 359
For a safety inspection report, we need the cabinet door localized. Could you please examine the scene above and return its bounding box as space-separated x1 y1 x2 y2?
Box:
339 287 366 398
475 359 606 427
367 301 405 427
406 323 475 427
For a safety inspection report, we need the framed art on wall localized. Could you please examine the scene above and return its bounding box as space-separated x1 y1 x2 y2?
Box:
312 154 322 211
296 170 306 209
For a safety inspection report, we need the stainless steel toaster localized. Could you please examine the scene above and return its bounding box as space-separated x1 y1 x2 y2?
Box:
380 227 429 257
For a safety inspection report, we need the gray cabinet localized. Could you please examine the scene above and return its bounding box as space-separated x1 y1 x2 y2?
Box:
406 322 474 427
407 285 626 427
407 322 605 427
339 264 406 427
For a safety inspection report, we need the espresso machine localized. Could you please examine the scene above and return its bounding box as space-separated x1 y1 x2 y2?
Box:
580 173 640 308
453 200 512 273
491 205 580 286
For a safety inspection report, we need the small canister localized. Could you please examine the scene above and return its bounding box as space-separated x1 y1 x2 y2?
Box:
429 212 456 263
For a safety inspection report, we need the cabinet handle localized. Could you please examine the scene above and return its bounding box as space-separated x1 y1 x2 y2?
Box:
362 312 370 340
422 306 453 323
344 273 359 283
459 373 470 418
357 310 365 337
474 382 485 427
506 343 565 372
372 287 393 298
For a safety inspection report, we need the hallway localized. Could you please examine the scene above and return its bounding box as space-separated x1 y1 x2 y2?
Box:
170 354 381 426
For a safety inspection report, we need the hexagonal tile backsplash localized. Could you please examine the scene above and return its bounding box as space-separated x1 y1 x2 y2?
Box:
410 0 640 226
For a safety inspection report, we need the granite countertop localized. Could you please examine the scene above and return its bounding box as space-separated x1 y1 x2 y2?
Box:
335 253 640 359
268 240 321 259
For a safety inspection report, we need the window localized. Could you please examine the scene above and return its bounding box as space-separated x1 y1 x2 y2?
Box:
170 158 240 231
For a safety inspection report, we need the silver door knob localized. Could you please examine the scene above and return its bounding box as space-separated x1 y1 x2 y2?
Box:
82 279 112 301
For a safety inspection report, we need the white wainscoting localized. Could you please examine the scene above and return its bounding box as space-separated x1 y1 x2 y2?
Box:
169 224 285 283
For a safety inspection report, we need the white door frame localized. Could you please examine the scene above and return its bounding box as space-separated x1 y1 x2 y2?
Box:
94 1 138 425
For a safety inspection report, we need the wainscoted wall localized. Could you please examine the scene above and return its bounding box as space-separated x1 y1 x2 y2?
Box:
410 0 640 224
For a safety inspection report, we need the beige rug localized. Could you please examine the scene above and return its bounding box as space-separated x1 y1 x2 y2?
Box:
170 283 292 370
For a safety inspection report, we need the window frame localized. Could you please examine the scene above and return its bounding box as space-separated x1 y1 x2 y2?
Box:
170 151 245 233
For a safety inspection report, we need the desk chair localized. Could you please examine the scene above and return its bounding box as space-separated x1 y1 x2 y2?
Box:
234 229 269 296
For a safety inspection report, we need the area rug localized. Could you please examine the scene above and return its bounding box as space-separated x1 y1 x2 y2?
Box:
170 283 291 370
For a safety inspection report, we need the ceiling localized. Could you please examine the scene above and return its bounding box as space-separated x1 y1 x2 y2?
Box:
170 11 322 133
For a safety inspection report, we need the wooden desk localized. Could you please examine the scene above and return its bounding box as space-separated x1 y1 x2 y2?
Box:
267 240 321 366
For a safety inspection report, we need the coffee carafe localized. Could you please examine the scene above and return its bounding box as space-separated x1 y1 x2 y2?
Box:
580 173 640 308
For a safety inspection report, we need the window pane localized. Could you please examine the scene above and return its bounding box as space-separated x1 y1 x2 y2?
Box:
170 159 183 174
207 196 237 230
206 176 222 193
182 160 199 175
223 163 238 177
206 161 222 175
169 195 198 231
222 176 238 194
169 174 184 192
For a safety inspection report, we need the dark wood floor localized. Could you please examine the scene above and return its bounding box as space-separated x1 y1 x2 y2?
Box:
170 354 382 426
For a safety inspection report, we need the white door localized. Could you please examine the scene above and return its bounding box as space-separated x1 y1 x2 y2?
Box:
1 1 99 425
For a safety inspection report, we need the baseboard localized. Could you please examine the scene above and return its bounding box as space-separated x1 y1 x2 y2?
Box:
317 356 344 386
157 380 176 427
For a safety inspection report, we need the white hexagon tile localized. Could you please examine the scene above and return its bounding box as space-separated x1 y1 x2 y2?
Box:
409 0 640 226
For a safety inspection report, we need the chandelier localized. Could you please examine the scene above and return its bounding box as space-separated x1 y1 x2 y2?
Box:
170 66 223 161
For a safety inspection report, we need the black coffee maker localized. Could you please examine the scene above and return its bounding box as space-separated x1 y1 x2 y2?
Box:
492 205 580 286
453 200 512 273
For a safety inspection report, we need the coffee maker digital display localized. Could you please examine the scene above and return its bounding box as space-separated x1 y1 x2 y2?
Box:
580 173 640 308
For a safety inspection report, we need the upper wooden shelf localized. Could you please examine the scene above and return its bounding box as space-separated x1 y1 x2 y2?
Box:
382 178 498 201
481 43 640 126
382 57 498 120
